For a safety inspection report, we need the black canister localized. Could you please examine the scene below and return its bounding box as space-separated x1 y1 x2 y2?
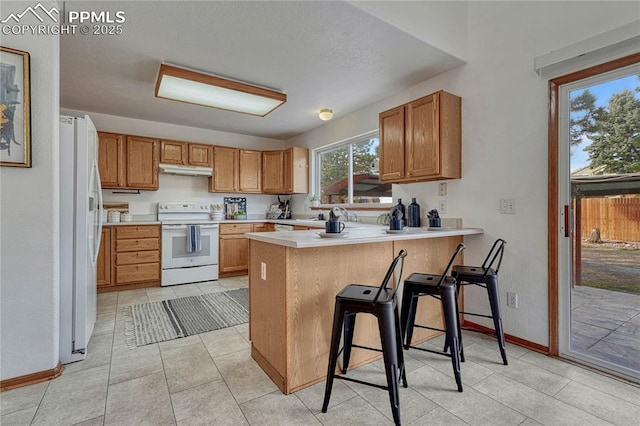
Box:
396 199 406 226
408 198 421 227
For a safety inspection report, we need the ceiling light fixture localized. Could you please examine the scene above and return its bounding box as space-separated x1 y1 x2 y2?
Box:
155 64 286 117
319 108 333 121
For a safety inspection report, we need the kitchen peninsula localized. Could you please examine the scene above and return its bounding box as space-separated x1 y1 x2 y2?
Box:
246 227 483 393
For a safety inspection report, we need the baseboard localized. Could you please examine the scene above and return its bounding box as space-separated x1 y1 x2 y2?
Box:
463 320 549 354
1 362 64 392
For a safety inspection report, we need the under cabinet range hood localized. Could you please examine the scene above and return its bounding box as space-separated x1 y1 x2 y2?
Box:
159 163 213 176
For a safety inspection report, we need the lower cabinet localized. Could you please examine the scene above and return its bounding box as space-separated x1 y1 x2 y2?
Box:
219 222 275 277
97 228 112 287
97 224 161 292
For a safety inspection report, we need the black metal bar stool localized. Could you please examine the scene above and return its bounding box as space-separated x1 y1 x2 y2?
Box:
451 238 508 365
322 250 408 426
400 243 466 392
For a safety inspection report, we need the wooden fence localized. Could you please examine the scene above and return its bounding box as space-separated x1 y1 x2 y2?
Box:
579 197 640 242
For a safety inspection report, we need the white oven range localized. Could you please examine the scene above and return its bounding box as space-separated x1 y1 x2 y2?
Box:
158 202 219 286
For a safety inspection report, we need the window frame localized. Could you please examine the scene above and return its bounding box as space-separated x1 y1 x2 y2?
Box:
312 129 391 209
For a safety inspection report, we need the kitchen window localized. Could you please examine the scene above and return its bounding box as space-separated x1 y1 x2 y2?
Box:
314 130 392 206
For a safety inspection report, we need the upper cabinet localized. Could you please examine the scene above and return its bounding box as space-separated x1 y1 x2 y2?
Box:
210 146 238 192
160 140 212 167
238 149 262 193
98 132 159 190
379 91 461 183
126 136 159 190
262 147 309 194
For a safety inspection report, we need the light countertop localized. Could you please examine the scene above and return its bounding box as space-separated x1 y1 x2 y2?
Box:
245 227 483 248
102 221 161 226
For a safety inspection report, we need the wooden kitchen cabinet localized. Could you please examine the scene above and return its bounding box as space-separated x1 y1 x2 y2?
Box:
219 223 253 277
210 147 262 193
160 140 187 165
97 227 112 288
113 225 161 287
188 143 213 167
253 223 275 232
239 149 262 193
379 91 461 183
98 132 125 188
210 146 239 192
98 132 159 190
126 136 159 190
262 147 309 194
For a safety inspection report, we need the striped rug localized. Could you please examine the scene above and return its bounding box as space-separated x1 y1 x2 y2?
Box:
123 288 248 347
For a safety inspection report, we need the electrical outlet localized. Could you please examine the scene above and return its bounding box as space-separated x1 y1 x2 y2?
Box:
261 262 267 280
507 292 518 308
439 200 447 214
438 182 447 196
500 199 516 214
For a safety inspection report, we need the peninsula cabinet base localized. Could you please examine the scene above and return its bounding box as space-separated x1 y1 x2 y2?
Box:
249 235 464 394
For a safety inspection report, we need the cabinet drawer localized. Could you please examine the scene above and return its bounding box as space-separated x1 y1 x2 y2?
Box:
116 250 160 266
253 223 274 232
116 238 159 252
116 225 160 239
220 223 254 235
115 263 160 285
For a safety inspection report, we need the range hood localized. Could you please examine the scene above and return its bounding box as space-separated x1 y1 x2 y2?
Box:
159 163 213 176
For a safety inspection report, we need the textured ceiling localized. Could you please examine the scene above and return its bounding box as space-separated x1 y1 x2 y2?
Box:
60 1 463 140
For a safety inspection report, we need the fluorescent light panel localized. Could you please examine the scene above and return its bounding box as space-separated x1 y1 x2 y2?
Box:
155 64 286 117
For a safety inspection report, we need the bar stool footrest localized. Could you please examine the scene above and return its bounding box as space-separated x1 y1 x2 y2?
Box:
406 344 454 359
334 374 389 391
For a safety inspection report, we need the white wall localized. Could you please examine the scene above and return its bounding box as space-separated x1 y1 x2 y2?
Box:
0 1 60 380
62 109 287 217
287 1 639 346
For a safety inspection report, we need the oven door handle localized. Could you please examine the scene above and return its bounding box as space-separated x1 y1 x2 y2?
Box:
162 225 219 230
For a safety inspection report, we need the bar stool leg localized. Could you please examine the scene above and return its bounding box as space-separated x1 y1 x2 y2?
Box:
378 309 402 426
444 281 465 362
394 305 408 388
486 276 508 365
442 285 463 392
402 293 419 349
342 312 357 373
322 302 346 413
399 286 413 347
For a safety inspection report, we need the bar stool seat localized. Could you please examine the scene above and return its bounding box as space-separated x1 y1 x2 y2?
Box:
322 250 408 426
400 243 466 392
451 238 508 365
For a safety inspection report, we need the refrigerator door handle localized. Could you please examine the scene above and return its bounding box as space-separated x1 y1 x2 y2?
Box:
89 160 103 267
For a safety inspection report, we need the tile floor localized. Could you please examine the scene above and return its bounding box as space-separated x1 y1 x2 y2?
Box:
2 276 639 426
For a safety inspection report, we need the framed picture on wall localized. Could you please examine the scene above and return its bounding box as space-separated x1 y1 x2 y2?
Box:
0 46 31 168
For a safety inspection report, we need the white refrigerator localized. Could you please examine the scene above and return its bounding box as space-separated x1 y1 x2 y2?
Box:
59 115 103 364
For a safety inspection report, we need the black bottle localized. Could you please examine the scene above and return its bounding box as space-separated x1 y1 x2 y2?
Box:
396 199 406 226
408 198 421 227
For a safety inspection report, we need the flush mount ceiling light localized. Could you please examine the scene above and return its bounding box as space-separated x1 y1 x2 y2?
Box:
319 108 333 121
155 64 286 117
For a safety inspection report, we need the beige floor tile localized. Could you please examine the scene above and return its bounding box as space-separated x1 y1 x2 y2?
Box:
97 293 117 315
0 381 48 415
519 351 640 406
104 372 175 426
31 365 109 426
341 364 437 424
197 281 227 293
162 342 221 394
410 406 470 425
473 373 612 425
554 380 640 425
315 395 394 425
109 343 163 385
295 378 357 414
409 365 526 426
0 406 38 426
201 327 249 358
172 381 248 426
239 390 320 425
463 343 570 395
73 415 105 425
116 289 148 307
64 332 113 374
93 315 115 336
213 348 278 404
172 284 203 297
234 323 250 343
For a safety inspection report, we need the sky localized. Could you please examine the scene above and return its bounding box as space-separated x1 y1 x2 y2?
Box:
570 74 639 172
